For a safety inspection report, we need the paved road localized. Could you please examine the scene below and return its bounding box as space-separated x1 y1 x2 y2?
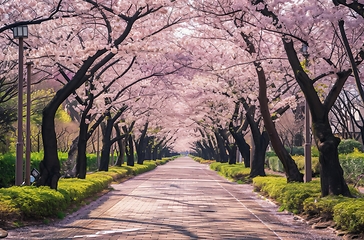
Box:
7 157 340 239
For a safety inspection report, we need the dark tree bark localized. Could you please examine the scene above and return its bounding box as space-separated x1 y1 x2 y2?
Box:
122 122 136 166
38 106 61 189
145 136 153 160
214 130 229 163
152 138 164 160
76 83 95 179
254 63 303 182
114 126 126 166
207 134 220 161
199 129 217 160
75 110 91 179
240 31 303 182
243 104 268 178
229 101 251 167
99 106 128 171
217 127 236 164
284 38 352 196
135 122 149 164
126 133 135 166
99 114 114 171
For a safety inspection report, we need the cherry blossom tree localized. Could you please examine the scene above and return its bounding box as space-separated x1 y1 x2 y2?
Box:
21 0 185 189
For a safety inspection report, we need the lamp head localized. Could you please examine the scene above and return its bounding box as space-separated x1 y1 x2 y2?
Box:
13 25 28 39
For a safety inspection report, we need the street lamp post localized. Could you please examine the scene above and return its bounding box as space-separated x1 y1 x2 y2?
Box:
25 62 33 185
302 43 312 183
13 25 28 186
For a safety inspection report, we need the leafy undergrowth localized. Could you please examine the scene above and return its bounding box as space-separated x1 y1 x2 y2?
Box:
191 156 216 164
206 160 364 236
0 157 176 229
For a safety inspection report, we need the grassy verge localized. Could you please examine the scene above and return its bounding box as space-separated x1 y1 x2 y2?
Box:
0 157 176 228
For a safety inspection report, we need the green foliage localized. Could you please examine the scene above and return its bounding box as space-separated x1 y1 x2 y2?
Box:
339 149 364 185
338 139 363 154
292 155 320 176
253 176 287 198
191 156 215 164
0 153 15 188
0 186 67 219
285 146 304 156
303 196 347 220
265 151 276 158
210 162 223 171
267 154 320 175
311 146 319 157
131 161 157 175
209 162 251 183
0 158 175 223
253 176 364 234
277 180 321 214
267 156 284 172
267 149 364 185
253 176 322 214
333 198 364 233
0 152 97 187
217 163 250 182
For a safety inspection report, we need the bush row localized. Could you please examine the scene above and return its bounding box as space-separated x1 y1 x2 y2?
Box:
0 152 99 188
0 157 175 225
282 139 363 156
205 160 364 234
210 162 250 183
266 151 364 185
190 156 215 164
253 176 364 234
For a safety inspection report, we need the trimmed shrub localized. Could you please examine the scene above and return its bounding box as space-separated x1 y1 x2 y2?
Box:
210 162 223 171
0 186 67 219
333 198 364 233
339 149 364 186
338 139 363 154
218 164 250 182
292 155 320 175
0 157 175 222
267 156 284 172
253 176 364 234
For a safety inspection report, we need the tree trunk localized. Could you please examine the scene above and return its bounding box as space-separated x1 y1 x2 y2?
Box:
114 126 125 166
284 38 352 196
37 106 61 189
240 32 303 182
250 131 269 178
126 133 134 166
76 119 88 179
214 130 228 163
313 121 352 196
64 136 79 178
135 122 148 164
99 117 113 171
229 145 237 164
229 123 251 167
145 136 153 160
254 62 303 182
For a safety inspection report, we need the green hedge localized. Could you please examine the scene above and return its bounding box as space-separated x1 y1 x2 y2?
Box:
0 157 175 224
266 155 320 175
339 149 364 186
253 176 364 234
209 162 251 183
206 160 364 234
338 139 363 154
191 156 216 164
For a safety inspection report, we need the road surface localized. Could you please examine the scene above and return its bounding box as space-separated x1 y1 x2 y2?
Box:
7 157 340 239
